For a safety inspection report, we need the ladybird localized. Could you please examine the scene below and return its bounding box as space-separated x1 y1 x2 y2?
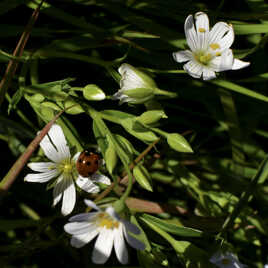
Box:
76 150 101 177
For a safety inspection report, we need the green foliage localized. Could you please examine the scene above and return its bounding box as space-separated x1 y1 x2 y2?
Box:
1 0 268 267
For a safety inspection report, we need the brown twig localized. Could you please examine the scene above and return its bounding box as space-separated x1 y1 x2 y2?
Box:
0 0 45 106
0 109 64 195
126 197 189 216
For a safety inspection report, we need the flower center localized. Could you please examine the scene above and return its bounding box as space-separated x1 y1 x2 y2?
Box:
59 158 75 174
221 258 230 265
96 212 120 229
195 52 212 66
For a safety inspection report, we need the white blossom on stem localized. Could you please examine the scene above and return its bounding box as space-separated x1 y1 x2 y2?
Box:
173 12 250 80
25 124 111 216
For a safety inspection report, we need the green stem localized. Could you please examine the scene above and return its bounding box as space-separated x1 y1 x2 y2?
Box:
34 49 113 68
154 88 177 98
218 88 245 170
216 155 268 240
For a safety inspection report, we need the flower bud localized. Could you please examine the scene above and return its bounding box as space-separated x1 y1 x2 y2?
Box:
112 63 157 104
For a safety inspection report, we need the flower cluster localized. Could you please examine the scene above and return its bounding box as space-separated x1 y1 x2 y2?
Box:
24 10 251 266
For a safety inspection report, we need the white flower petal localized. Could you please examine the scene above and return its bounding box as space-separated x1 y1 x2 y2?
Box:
208 22 231 45
76 176 100 193
64 222 95 235
119 63 145 90
232 58 250 70
69 212 98 222
84 199 101 211
70 229 99 248
61 176 76 216
195 12 209 51
217 25 234 51
24 169 59 183
114 225 128 264
219 49 234 71
91 173 111 185
40 132 61 163
183 60 203 79
92 228 114 264
184 14 198 52
210 49 234 72
27 162 56 172
122 220 141 235
173 50 193 63
202 67 216 80
52 175 64 206
105 207 121 222
47 124 71 159
123 226 145 251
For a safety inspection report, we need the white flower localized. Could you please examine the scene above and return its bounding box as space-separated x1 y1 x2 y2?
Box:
64 199 146 264
24 124 111 216
210 251 247 268
173 12 250 80
265 265 268 268
112 63 156 104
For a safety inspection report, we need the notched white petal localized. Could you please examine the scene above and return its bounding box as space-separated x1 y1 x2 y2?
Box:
48 124 71 159
92 228 114 264
61 177 76 216
183 60 203 79
184 14 197 52
202 67 216 81
24 169 59 183
70 230 99 248
114 225 128 264
27 162 56 172
173 50 193 63
64 222 93 235
76 176 100 193
91 173 111 185
232 58 250 70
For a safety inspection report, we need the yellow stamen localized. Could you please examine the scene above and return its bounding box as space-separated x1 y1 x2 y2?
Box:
198 27 206 33
58 158 75 174
210 43 220 50
97 212 119 229
215 52 221 56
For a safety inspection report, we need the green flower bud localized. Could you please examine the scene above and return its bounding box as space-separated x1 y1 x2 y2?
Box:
137 110 167 125
112 63 157 104
83 84 106 101
105 141 118 174
133 164 153 191
167 133 193 153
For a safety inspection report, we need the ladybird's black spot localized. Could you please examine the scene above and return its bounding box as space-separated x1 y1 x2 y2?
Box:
94 160 98 165
88 171 94 176
78 159 82 163
86 161 91 166
84 151 90 156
